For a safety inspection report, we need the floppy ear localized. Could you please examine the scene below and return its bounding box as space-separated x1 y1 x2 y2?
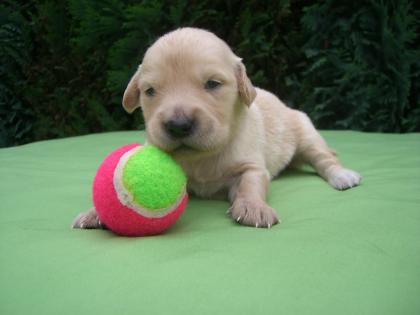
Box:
235 60 256 106
122 65 142 113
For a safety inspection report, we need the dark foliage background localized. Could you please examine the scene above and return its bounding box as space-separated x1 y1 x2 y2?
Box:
1 0 419 147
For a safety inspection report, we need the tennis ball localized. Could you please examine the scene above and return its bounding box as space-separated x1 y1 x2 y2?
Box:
93 143 188 236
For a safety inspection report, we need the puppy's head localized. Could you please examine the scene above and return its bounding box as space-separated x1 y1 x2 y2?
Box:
122 28 256 160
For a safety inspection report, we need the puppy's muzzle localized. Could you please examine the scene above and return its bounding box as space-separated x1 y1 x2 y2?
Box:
164 117 196 139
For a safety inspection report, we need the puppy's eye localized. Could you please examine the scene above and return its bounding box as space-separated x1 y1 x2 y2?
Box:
145 87 155 97
204 80 221 91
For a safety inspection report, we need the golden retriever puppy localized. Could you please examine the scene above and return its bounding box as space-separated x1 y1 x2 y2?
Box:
73 27 361 229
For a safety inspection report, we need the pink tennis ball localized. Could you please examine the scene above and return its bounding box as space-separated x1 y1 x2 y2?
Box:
93 143 188 236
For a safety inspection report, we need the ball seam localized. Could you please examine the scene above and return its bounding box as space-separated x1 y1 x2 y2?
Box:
113 145 187 218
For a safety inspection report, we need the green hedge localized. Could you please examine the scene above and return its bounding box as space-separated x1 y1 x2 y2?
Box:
1 0 419 147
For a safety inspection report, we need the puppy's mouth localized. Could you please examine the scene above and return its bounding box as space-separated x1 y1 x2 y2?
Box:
164 141 219 160
152 139 199 154
172 144 198 153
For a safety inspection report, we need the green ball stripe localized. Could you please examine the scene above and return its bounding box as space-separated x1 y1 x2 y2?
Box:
122 145 186 210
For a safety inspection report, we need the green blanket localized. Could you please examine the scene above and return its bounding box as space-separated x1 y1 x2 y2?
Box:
1 131 419 315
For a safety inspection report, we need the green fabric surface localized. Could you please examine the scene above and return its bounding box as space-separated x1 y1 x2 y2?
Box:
123 145 186 210
0 131 419 315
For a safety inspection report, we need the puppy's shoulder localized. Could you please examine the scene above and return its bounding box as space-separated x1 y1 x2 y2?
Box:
252 87 296 128
254 87 290 112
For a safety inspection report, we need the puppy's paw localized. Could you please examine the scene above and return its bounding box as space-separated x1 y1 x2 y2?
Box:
228 198 280 228
72 208 104 229
328 168 362 190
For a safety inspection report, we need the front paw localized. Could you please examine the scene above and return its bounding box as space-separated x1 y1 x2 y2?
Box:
328 168 362 190
228 198 280 228
72 207 104 229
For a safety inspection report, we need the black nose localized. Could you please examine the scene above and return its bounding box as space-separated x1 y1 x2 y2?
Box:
164 117 196 139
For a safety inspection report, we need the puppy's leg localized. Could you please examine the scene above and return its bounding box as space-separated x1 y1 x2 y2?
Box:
296 113 361 190
72 207 105 229
228 168 279 228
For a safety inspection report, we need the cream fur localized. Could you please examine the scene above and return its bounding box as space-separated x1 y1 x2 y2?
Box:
73 27 361 230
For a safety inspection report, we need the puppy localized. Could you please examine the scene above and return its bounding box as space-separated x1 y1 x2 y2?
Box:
73 27 361 229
